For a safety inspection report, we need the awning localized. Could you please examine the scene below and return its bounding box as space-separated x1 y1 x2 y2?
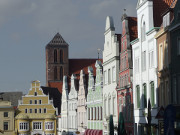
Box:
84 129 103 135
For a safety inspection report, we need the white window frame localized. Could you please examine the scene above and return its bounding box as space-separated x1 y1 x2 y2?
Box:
142 51 146 71
112 66 116 82
32 122 42 130
149 50 154 68
45 121 54 130
19 122 29 131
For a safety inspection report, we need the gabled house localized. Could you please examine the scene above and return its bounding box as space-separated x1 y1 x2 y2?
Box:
117 13 137 135
131 0 174 134
102 16 121 135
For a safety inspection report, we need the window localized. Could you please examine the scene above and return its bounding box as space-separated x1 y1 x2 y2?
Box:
44 108 47 113
88 108 90 120
35 100 37 104
135 57 140 73
39 108 41 113
35 109 37 113
30 100 32 104
119 98 122 113
54 66 57 80
94 107 96 120
60 66 63 81
143 83 147 108
97 107 99 120
108 98 111 115
159 44 163 70
142 21 146 41
108 69 111 84
4 122 8 130
104 71 107 84
142 51 146 71
136 85 140 108
113 97 116 115
149 51 154 68
60 50 63 63
45 122 54 130
150 82 155 107
91 108 93 120
54 49 57 63
124 56 127 69
30 109 32 113
163 12 170 28
39 100 42 104
25 109 28 113
177 38 180 55
173 77 177 104
4 112 8 117
112 67 116 82
19 122 29 131
34 92 37 96
104 99 106 116
33 122 42 130
100 107 102 120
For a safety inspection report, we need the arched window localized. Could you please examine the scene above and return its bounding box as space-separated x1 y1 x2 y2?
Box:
143 83 147 108
136 85 140 108
54 66 57 80
150 81 155 107
54 49 57 63
60 67 63 81
60 50 63 63
142 21 146 41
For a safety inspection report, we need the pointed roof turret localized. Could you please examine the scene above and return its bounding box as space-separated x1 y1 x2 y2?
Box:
46 33 68 47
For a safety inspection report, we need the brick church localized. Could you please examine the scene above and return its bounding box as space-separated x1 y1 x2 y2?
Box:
45 33 98 93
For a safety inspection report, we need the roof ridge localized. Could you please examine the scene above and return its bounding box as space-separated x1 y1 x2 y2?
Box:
48 33 68 46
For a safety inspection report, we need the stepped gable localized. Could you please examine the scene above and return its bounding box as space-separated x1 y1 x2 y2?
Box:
46 33 68 47
128 17 138 42
41 86 62 115
153 0 175 27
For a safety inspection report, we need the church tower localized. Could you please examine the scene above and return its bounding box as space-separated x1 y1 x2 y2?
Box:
46 33 69 92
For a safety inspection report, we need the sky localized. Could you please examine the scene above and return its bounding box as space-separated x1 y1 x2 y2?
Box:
0 0 137 94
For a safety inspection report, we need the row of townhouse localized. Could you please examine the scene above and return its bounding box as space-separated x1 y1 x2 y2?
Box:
57 0 180 135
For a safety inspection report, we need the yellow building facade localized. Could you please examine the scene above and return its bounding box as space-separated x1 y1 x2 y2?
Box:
0 101 15 135
15 80 57 135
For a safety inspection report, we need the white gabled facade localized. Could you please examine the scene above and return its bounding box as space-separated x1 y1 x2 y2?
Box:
68 74 78 133
131 0 158 134
61 76 69 134
102 16 119 135
77 70 87 133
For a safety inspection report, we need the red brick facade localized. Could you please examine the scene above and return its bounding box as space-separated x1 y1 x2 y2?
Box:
117 15 137 135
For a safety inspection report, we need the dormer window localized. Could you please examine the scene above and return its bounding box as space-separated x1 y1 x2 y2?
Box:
163 12 170 28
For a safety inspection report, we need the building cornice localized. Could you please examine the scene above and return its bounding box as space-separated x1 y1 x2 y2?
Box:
102 56 119 66
154 27 168 39
146 27 160 36
130 38 139 45
169 23 180 32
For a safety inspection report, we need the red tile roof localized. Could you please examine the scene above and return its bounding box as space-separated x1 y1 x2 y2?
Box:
49 59 103 93
127 17 138 42
153 0 175 27
48 82 63 93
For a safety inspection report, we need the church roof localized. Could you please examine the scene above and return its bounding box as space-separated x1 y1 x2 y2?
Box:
46 33 68 47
